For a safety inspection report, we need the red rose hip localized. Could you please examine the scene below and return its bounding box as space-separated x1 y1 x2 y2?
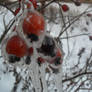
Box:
27 0 37 9
61 4 69 12
6 35 27 57
22 11 45 36
14 8 20 15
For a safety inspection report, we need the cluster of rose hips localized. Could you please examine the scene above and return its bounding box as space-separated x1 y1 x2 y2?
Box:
2 0 63 70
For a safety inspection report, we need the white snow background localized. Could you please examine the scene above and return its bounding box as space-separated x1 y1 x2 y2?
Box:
0 2 92 92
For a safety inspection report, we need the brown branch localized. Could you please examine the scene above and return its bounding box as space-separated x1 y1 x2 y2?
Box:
60 33 89 39
38 0 92 3
37 0 55 11
62 72 92 83
0 19 15 44
0 3 15 15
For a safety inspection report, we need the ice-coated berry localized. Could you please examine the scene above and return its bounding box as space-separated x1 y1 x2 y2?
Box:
6 35 27 57
61 4 69 12
39 36 55 57
22 11 45 36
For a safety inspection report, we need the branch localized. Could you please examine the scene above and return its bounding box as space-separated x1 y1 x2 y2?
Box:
62 72 92 83
0 19 15 44
60 33 89 39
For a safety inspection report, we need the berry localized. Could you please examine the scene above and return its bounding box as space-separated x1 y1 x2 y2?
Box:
6 35 27 57
28 47 34 55
74 1 81 6
27 0 37 9
87 13 92 17
37 57 45 65
22 11 45 36
74 0 82 6
14 8 20 15
39 36 55 57
61 4 69 12
56 48 62 57
89 36 92 40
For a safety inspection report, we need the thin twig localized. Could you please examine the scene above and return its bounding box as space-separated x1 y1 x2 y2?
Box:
0 3 15 15
37 0 55 11
58 6 92 37
60 33 89 39
62 72 92 83
0 19 15 44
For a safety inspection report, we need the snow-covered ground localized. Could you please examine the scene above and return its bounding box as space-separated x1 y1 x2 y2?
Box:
0 2 92 92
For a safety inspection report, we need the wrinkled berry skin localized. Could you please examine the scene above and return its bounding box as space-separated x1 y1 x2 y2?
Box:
37 34 63 67
6 35 27 57
37 36 55 57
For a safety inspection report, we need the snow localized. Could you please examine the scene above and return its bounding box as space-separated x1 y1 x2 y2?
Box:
0 2 92 92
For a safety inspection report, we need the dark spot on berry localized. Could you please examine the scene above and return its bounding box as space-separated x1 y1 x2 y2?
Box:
25 56 31 65
89 36 92 40
27 34 38 42
9 55 20 63
37 60 41 66
37 57 45 66
50 52 56 57
54 57 61 66
38 36 55 57
15 56 20 61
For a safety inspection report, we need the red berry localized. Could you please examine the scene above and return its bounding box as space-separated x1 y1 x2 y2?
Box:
27 0 37 9
56 48 62 57
14 8 20 15
6 35 27 57
87 13 92 17
22 11 45 36
89 36 92 40
28 47 33 55
37 57 45 64
61 4 69 12
74 0 83 6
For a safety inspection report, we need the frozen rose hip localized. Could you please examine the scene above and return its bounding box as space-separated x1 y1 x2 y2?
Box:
14 8 20 15
6 35 27 57
27 0 37 9
61 4 69 12
22 11 45 36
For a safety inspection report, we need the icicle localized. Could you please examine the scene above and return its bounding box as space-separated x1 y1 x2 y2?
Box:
29 45 42 92
54 67 63 92
39 63 48 92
